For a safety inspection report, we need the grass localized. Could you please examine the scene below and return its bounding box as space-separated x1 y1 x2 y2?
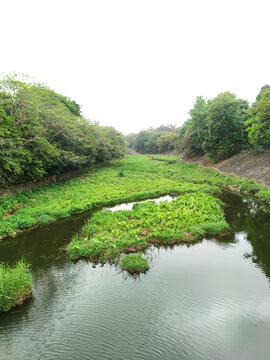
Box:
0 260 33 312
0 155 269 240
121 254 149 274
67 192 229 266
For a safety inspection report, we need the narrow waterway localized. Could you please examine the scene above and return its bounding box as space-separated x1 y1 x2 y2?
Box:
1 193 270 360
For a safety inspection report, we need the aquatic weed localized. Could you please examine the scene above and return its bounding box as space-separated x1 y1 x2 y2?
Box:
0 260 33 312
121 254 149 274
67 192 229 266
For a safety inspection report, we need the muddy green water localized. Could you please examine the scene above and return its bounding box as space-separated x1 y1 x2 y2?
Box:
1 193 270 360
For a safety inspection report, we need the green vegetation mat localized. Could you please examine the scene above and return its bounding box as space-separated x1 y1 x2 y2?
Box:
67 192 229 266
121 254 149 274
0 260 33 312
0 155 269 240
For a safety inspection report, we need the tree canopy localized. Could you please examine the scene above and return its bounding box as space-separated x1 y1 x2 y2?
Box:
0 74 126 185
246 85 270 148
127 125 179 154
179 92 249 160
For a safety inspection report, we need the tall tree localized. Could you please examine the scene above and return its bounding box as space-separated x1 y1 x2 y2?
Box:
246 85 270 148
179 96 207 155
0 74 126 184
202 92 249 160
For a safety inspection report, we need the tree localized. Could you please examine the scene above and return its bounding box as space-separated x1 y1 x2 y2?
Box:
178 121 191 151
178 96 207 156
155 132 178 152
246 86 270 148
126 133 137 149
203 92 249 160
188 96 207 155
134 126 179 154
0 73 126 184
178 92 249 160
144 132 161 153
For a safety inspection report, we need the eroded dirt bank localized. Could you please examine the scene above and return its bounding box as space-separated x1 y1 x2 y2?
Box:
186 150 270 188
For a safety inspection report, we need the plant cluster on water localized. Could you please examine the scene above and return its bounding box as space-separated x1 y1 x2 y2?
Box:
0 155 269 240
0 260 33 312
120 254 149 274
67 192 229 270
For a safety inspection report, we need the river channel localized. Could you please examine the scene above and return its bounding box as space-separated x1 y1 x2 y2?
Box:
0 193 270 360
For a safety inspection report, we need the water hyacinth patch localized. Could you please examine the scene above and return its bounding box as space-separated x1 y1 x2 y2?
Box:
121 254 149 274
67 192 229 267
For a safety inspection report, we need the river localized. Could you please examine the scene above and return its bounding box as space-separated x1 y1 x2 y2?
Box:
0 193 270 360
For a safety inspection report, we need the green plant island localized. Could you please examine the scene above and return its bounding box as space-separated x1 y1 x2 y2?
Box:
1 155 270 241
0 260 33 313
68 192 229 273
121 254 149 274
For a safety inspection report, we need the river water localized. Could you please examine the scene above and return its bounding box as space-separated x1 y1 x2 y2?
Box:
0 193 270 360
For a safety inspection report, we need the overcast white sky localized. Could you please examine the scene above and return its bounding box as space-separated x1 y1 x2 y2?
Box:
1 0 269 134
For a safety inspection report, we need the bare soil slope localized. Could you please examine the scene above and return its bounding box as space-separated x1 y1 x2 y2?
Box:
187 150 270 188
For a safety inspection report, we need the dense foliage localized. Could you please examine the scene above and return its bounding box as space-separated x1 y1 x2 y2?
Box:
203 93 249 160
127 125 179 153
1 155 269 241
179 93 249 160
0 260 33 312
246 85 270 148
0 74 126 185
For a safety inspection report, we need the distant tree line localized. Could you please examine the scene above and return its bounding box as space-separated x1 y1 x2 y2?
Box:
179 85 270 161
127 85 270 160
126 125 179 154
0 74 126 185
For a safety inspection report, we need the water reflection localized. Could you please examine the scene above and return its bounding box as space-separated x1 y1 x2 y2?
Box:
220 192 270 280
104 195 176 212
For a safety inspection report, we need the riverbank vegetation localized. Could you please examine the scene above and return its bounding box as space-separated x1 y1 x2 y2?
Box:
0 73 126 186
1 155 270 241
67 192 229 268
0 260 33 312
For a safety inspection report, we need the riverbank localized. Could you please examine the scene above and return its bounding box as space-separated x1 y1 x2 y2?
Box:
185 150 270 188
0 155 269 241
